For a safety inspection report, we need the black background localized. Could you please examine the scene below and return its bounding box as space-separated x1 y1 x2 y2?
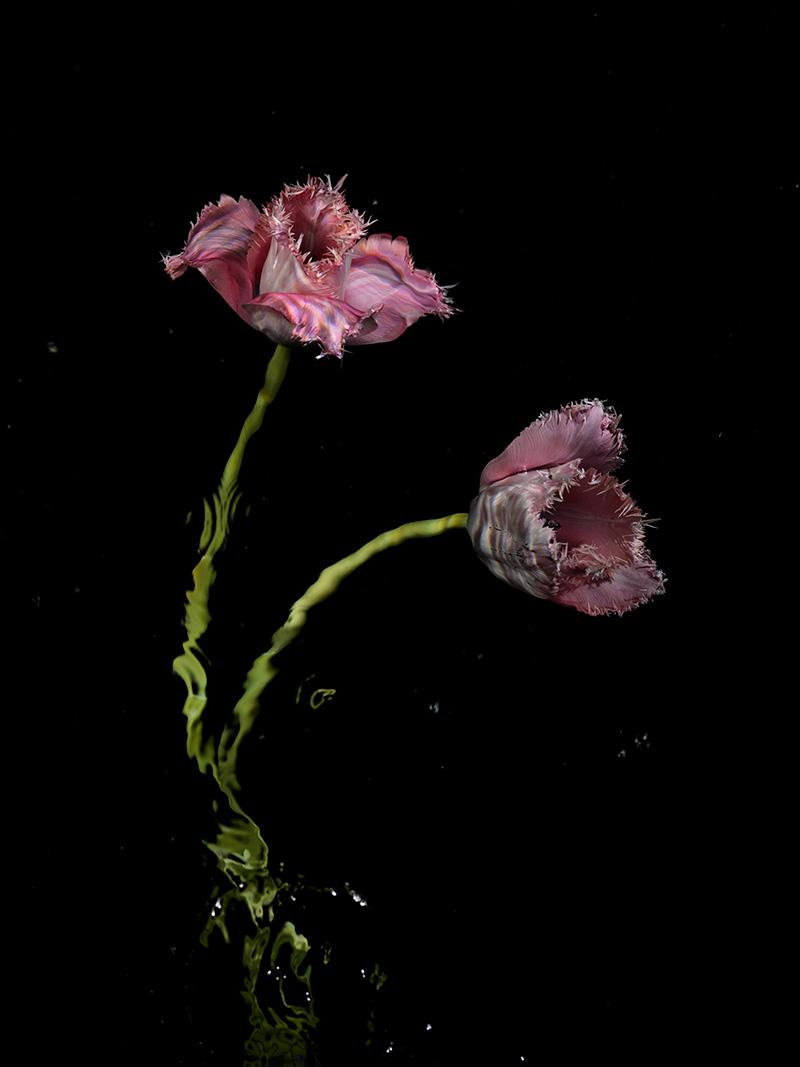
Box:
8 10 794 1064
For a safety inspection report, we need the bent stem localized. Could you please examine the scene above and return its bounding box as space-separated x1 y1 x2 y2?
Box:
172 350 466 1059
210 512 468 1056
173 343 292 778
217 512 469 792
171 342 312 1058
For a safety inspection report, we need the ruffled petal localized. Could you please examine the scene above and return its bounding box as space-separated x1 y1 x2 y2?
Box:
467 461 663 617
553 551 665 616
258 236 325 296
466 468 572 600
266 176 367 264
546 469 645 563
340 234 453 345
163 195 263 314
242 291 365 357
480 401 624 487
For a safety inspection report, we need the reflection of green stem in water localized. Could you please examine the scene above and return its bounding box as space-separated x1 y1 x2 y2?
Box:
173 344 315 1061
174 343 291 780
218 512 469 791
214 511 468 1058
173 345 468 1061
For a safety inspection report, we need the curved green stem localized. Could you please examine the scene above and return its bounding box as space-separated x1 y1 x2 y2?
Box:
173 343 292 776
218 512 469 791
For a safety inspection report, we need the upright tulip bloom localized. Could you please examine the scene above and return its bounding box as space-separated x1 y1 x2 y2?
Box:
468 401 664 615
164 177 452 356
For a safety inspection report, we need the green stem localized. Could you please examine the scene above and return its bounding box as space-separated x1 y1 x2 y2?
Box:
173 343 292 775
218 512 469 791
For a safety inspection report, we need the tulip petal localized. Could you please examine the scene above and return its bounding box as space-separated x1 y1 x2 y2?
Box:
164 195 264 314
545 469 645 564
553 552 664 616
467 468 570 601
341 234 453 345
268 176 367 264
242 292 365 357
258 237 324 297
480 401 624 487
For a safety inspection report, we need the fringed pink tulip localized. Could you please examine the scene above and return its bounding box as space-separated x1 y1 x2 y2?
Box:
164 177 452 356
467 401 664 616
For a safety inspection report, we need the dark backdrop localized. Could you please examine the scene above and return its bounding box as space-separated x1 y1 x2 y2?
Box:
8 11 793 1064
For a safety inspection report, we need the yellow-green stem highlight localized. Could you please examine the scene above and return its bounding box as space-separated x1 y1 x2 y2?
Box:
173 344 291 777
218 512 469 790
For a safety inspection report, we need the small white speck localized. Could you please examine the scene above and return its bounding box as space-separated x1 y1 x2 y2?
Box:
426 1023 433 1031
47 341 59 354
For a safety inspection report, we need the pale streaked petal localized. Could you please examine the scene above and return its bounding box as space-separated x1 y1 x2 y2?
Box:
480 401 624 487
258 236 322 296
466 468 572 600
242 291 365 357
340 234 453 345
164 195 263 313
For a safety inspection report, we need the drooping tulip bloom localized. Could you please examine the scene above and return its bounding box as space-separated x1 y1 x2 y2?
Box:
164 177 452 356
467 401 664 616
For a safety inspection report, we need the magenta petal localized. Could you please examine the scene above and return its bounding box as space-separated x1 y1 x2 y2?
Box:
340 234 453 345
242 292 365 357
164 195 263 314
553 553 664 616
480 401 624 487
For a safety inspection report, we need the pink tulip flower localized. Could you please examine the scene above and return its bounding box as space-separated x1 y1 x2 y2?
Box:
164 177 452 356
467 401 664 616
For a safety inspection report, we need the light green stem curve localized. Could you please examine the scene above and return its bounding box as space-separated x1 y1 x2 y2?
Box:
173 343 292 776
171 351 465 1058
217 512 469 792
